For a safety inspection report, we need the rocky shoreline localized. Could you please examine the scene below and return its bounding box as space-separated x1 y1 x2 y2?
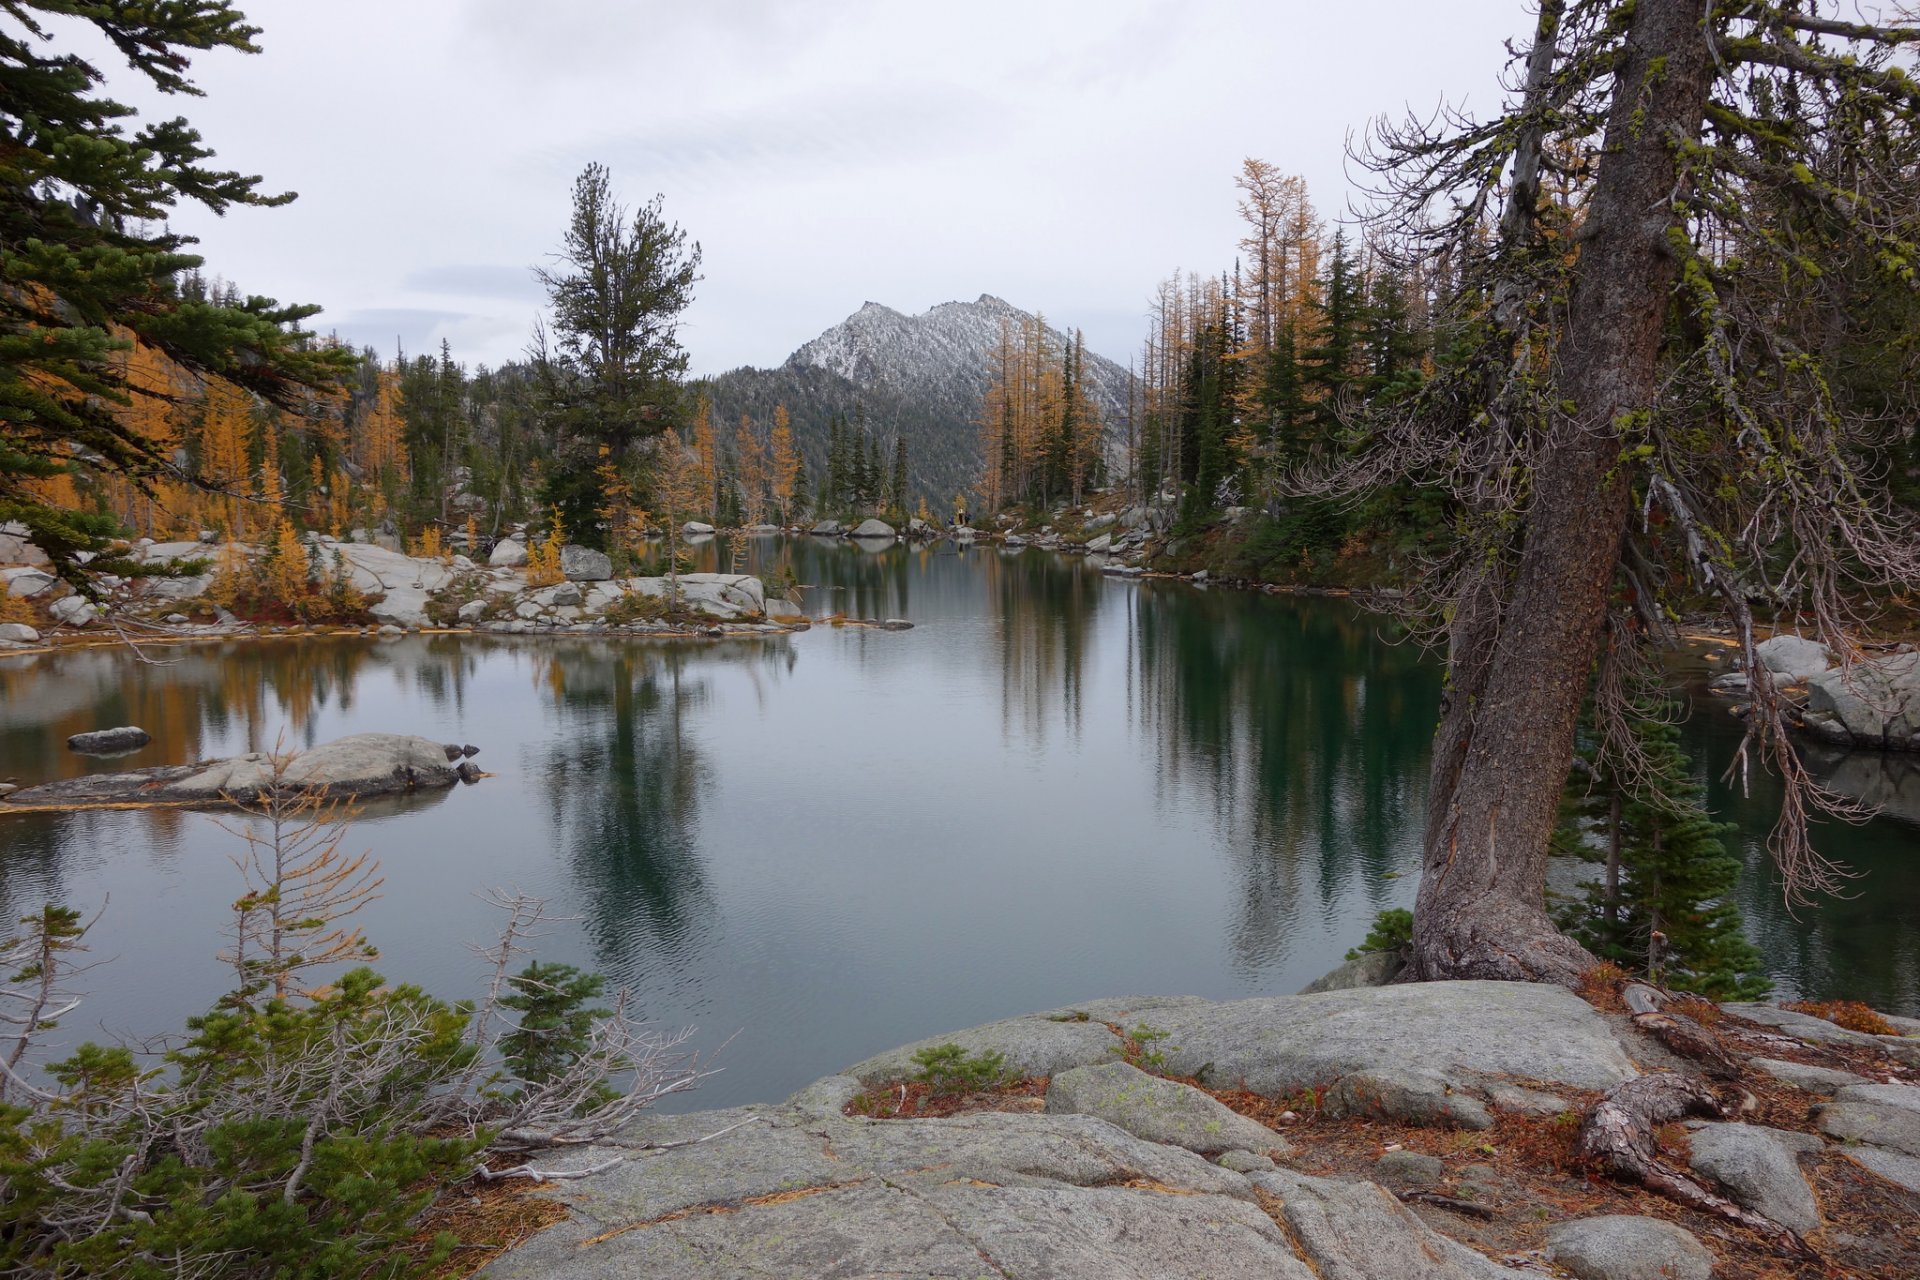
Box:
479 979 1920 1280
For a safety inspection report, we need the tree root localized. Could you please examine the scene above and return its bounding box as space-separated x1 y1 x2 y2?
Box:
1574 1073 1815 1259
1621 984 1743 1080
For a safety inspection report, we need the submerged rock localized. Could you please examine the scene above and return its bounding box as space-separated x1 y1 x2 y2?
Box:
4 733 476 808
67 726 151 755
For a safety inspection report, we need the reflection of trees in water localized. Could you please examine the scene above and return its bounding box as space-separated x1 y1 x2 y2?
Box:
1684 714 1920 1012
0 640 381 781
982 551 1104 747
528 640 791 983
1129 590 1439 972
781 539 911 622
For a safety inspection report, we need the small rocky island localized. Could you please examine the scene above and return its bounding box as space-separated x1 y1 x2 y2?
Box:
0 733 481 808
481 980 1920 1280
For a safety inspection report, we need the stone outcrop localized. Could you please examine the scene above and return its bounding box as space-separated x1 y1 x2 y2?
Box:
1800 650 1920 749
476 984 1920 1280
480 1089 1530 1280
844 983 1632 1130
559 545 613 582
850 518 896 539
3 733 479 808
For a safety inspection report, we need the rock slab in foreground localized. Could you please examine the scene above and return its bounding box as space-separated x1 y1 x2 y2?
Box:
482 1095 1537 1280
4 733 476 807
1546 1215 1714 1280
842 984 1634 1130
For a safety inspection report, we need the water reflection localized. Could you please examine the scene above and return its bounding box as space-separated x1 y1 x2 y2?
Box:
528 641 720 974
1 545 1915 1115
1129 587 1438 973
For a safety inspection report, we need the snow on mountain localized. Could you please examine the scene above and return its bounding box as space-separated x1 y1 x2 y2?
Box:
704 295 1136 507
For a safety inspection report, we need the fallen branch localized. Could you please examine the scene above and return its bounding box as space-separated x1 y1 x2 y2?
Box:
617 1115 758 1155
478 1154 626 1183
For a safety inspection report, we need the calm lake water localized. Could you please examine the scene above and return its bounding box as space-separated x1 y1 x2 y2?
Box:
1 537 1915 1109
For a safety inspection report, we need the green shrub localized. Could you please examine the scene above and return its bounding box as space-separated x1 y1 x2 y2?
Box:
1345 908 1414 961
910 1043 1009 1096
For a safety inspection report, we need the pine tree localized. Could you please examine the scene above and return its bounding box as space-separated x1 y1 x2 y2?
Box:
888 435 908 518
533 164 700 544
1 3 349 582
1554 703 1770 1000
769 404 798 524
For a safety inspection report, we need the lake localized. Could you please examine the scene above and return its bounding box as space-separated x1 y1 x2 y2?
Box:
1 536 1915 1109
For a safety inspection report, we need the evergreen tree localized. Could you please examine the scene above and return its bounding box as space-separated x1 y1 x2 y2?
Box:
889 435 909 517
1 2 350 582
1554 702 1770 1000
533 164 700 546
1301 230 1363 454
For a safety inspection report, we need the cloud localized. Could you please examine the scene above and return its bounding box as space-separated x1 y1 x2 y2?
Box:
403 263 543 301
324 308 471 358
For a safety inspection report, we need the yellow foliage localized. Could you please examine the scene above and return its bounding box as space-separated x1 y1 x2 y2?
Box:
0 592 36 627
265 521 310 608
412 526 445 563
207 539 250 608
525 509 566 586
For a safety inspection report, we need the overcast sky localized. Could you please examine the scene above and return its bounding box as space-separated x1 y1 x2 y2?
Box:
105 0 1530 375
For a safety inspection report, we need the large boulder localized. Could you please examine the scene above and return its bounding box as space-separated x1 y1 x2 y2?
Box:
681 521 715 537
1802 651 1920 749
850 518 896 540
0 622 38 644
808 519 843 536
1545 1216 1713 1280
1685 1122 1821 1234
48 595 98 627
1046 1060 1288 1157
1755 634 1830 684
3 733 476 807
487 538 528 568
0 524 50 567
559 544 612 582
67 726 151 755
2 567 57 598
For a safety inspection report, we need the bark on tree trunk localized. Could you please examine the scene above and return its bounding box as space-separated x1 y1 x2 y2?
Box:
1413 0 1718 987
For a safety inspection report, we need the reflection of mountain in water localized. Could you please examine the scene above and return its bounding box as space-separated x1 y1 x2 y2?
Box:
1130 588 1440 973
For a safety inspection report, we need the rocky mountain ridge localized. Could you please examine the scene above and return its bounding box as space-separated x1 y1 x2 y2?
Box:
703 295 1136 507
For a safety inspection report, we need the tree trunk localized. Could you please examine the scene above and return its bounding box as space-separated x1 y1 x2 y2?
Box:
1413 0 1717 987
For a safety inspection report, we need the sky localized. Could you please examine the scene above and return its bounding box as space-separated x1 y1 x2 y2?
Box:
98 0 1529 375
